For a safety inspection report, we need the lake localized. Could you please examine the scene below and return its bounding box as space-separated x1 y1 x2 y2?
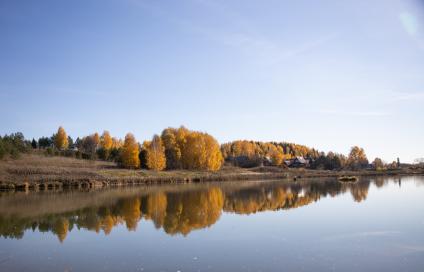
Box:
1 176 423 272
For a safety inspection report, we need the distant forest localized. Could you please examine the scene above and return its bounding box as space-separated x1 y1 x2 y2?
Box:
0 126 410 171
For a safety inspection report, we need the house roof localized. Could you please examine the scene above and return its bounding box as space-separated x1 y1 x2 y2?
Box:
295 156 308 164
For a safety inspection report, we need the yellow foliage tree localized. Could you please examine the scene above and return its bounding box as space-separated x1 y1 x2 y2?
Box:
54 126 68 150
120 133 140 168
101 131 113 150
159 126 223 171
111 137 123 149
204 133 224 171
146 135 166 171
181 131 223 171
268 145 285 166
347 146 369 170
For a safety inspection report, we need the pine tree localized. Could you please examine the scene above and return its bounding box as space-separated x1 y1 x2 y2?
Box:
31 138 37 149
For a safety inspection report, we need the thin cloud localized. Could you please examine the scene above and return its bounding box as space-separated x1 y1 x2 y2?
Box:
185 21 337 66
131 0 337 66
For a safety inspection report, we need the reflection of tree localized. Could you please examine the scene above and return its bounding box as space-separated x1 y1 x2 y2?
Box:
0 177 407 242
374 177 386 188
162 187 224 235
224 185 321 214
142 192 167 228
120 198 141 231
52 218 69 243
349 181 370 202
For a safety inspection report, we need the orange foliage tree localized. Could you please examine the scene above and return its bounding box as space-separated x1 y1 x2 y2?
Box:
146 135 166 171
161 127 223 171
101 131 113 150
54 126 68 150
120 133 140 168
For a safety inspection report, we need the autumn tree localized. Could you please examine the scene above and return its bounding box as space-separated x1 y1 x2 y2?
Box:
203 133 224 171
220 140 321 168
79 135 97 159
372 157 384 170
181 131 223 171
101 131 113 150
347 146 369 170
54 126 68 150
120 133 140 168
311 152 346 170
111 137 123 149
267 144 285 166
97 131 113 160
93 132 100 148
139 141 150 169
158 127 223 171
161 128 182 169
146 135 166 171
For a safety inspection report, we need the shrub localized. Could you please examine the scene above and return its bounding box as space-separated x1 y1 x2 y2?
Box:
45 147 54 156
64 149 76 158
75 151 83 159
97 147 110 160
109 148 121 162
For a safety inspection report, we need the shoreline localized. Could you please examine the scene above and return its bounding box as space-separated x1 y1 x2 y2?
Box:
1 154 423 192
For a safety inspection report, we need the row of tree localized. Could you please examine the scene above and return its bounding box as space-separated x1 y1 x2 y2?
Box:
220 140 376 170
2 126 403 171
221 140 320 167
48 126 223 171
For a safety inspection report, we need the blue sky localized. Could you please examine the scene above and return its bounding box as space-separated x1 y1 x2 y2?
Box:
1 0 423 163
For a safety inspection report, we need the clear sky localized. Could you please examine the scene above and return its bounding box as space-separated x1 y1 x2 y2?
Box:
1 0 423 163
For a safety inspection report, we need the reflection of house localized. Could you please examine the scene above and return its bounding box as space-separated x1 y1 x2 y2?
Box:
285 156 310 168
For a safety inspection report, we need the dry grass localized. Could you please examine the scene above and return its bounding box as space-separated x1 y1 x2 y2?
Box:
0 154 261 187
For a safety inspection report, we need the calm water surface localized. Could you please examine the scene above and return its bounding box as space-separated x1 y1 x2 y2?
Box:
1 176 424 272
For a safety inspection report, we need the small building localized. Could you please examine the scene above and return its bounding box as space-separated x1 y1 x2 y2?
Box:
285 156 310 168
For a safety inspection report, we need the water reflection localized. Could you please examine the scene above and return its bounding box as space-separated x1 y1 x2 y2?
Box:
0 177 419 242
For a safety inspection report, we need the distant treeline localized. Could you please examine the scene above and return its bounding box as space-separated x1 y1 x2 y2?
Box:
1 126 405 171
221 140 400 171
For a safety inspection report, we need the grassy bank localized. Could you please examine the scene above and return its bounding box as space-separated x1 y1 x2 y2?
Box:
1 154 423 192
